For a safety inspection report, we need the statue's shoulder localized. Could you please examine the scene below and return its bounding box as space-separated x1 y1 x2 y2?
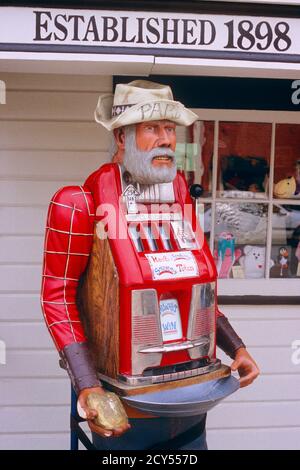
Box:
84 163 118 187
49 184 95 217
84 163 119 194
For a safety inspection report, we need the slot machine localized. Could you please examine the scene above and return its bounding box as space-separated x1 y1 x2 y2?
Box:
78 163 225 392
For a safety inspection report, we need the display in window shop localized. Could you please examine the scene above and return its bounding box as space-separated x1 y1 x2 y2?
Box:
295 160 300 195
215 202 268 245
288 223 300 277
239 245 274 280
278 247 289 277
214 232 242 279
219 155 269 199
274 176 297 199
218 120 272 199
271 204 300 278
274 123 300 200
214 203 269 279
295 240 300 277
295 241 300 262
270 246 291 278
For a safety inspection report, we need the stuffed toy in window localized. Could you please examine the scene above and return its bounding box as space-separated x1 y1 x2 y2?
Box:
239 245 275 279
221 155 269 192
274 176 296 199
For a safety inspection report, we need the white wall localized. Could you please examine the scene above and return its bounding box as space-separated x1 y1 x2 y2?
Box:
0 72 299 450
207 305 300 450
0 72 111 449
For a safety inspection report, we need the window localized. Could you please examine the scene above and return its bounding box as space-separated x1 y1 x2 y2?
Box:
175 110 300 297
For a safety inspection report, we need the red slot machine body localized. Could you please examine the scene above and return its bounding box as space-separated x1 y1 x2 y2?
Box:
79 163 222 389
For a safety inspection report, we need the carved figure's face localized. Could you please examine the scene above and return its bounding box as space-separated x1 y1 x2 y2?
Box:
122 120 178 185
135 120 177 167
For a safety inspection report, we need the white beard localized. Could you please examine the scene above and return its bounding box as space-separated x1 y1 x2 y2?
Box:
123 125 177 185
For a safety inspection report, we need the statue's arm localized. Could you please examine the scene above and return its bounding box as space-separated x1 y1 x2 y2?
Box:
216 307 260 387
40 185 101 393
216 307 246 359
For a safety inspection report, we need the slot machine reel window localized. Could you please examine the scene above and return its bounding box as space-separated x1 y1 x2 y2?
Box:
179 117 300 296
129 219 199 253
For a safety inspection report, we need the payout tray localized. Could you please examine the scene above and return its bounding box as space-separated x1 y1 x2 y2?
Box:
121 375 240 417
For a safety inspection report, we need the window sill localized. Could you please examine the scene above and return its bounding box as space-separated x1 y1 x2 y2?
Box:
217 278 300 301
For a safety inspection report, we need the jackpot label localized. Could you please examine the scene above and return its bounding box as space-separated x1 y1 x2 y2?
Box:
145 251 199 280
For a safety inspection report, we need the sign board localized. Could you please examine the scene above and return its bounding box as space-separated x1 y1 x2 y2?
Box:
0 7 300 63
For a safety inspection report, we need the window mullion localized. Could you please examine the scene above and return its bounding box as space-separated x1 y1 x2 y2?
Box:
210 120 219 253
265 121 276 280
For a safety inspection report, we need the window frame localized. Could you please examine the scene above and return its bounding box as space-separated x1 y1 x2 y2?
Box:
190 108 300 300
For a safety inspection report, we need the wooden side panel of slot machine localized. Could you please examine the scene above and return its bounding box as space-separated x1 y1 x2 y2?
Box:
77 226 119 379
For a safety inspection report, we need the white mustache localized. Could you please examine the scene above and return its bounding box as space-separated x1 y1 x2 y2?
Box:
130 145 175 164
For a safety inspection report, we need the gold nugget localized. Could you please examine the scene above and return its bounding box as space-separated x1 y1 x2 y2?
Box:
87 392 128 430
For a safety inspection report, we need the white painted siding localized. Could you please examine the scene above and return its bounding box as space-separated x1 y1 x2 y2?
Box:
0 72 299 450
0 72 111 450
207 306 300 450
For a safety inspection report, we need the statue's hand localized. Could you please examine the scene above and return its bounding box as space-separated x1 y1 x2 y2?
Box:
231 348 260 388
78 386 131 438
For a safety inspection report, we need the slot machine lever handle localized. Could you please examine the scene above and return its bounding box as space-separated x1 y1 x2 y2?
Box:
190 184 204 199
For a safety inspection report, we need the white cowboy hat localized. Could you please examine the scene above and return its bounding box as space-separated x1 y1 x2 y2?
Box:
94 80 198 131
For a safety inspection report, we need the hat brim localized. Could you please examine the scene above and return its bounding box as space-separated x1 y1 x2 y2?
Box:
95 94 198 130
